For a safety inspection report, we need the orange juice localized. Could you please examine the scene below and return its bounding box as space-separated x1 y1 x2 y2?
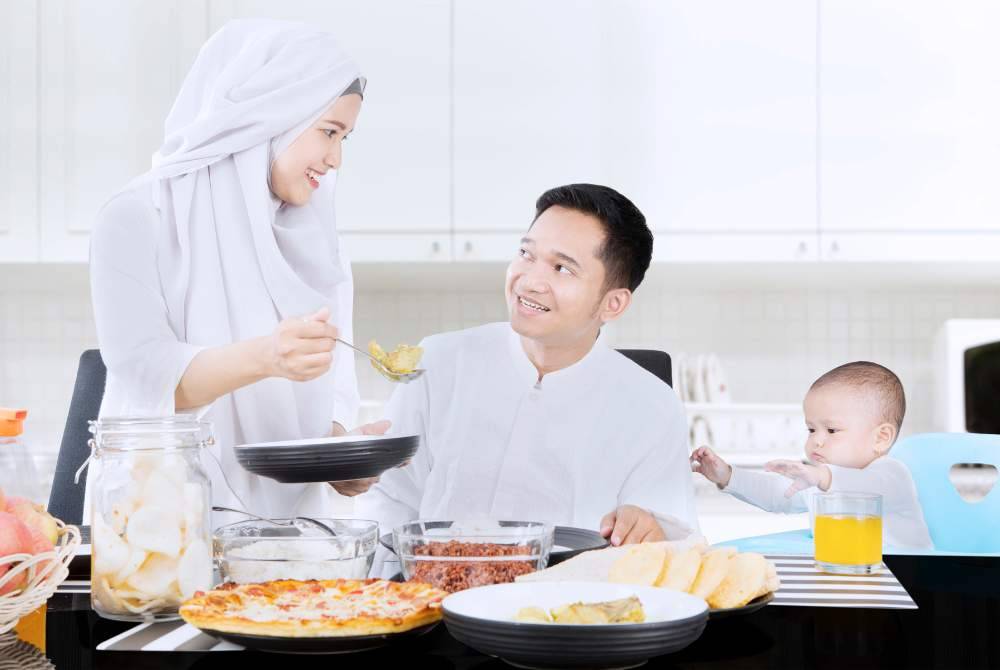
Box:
815 514 882 566
13 603 46 652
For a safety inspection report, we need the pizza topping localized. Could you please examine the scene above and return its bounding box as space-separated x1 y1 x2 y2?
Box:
179 579 448 637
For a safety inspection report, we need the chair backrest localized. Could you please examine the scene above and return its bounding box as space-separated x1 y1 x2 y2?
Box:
48 350 106 524
892 432 1000 553
617 349 672 387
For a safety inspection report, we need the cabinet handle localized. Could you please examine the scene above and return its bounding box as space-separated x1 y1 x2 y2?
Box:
830 240 840 256
431 241 441 254
796 241 808 257
464 241 473 254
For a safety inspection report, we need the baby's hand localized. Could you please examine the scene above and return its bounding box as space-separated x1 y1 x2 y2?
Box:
765 460 832 497
690 446 733 488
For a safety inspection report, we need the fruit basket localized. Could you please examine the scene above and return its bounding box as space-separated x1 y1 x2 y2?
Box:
0 519 81 635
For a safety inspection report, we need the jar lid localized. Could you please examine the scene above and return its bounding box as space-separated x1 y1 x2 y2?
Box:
0 408 27 437
89 415 212 450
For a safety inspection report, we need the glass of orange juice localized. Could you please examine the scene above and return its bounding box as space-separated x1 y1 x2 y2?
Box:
814 492 883 574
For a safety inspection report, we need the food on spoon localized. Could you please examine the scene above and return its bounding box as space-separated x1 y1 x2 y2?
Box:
514 596 645 624
368 340 424 376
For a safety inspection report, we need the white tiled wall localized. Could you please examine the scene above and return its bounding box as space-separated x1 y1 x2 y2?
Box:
3 264 1000 493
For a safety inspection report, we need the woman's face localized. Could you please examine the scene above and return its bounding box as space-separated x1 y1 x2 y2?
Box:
270 93 362 206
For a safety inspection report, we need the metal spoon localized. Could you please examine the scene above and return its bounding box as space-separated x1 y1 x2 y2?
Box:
335 338 425 383
212 505 338 536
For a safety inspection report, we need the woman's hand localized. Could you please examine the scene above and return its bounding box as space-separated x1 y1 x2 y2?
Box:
264 307 340 382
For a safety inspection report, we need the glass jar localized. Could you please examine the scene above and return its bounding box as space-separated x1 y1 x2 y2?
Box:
88 416 214 621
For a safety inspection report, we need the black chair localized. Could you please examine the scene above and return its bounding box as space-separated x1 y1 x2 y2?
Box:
617 349 672 387
48 350 106 525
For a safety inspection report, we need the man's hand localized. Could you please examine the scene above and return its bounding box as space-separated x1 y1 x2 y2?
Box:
690 446 733 488
599 505 666 546
765 459 832 497
328 420 392 496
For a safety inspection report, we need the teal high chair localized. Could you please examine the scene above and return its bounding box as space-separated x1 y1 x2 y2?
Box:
893 432 1000 554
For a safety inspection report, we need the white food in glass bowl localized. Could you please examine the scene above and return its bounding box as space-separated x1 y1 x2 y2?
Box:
220 538 375 584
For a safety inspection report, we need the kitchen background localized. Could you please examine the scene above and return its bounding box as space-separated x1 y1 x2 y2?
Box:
2 0 999 542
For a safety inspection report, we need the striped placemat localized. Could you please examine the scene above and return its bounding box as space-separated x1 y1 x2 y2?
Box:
766 554 917 609
96 621 242 652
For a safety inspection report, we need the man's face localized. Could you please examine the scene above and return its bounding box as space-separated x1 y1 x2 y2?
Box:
504 206 611 346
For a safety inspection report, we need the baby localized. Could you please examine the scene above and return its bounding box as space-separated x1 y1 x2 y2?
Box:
691 361 933 549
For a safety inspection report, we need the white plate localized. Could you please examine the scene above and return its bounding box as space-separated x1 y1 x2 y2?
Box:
444 581 708 625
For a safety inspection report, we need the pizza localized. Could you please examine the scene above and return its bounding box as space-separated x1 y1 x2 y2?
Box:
179 579 448 638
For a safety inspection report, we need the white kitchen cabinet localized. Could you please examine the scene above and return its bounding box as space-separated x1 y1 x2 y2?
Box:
607 0 818 235
820 0 1000 237
453 0 610 234
208 1 452 236
339 232 452 263
653 234 817 263
819 232 1000 262
0 0 39 262
37 0 207 262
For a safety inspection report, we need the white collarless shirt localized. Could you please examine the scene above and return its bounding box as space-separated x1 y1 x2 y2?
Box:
355 322 699 539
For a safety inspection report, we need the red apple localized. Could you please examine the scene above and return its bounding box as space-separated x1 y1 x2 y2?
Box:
5 497 59 546
0 511 33 595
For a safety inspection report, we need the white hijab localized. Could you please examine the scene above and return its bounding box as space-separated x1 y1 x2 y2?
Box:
106 19 365 518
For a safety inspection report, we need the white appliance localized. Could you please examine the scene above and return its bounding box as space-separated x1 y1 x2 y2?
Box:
934 319 1000 434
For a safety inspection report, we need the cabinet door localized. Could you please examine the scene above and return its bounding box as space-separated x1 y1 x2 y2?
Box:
821 0 1000 233
608 0 818 234
208 1 451 235
0 0 38 262
38 1 206 261
453 0 610 233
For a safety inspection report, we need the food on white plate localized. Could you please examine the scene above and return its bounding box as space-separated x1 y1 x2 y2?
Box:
608 543 666 586
179 579 448 637
655 547 701 592
516 540 779 611
368 340 423 375
514 596 646 625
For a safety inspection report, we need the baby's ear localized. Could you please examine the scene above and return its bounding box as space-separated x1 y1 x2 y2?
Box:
873 422 896 456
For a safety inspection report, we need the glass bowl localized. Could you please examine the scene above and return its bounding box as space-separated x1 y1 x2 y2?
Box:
393 520 553 593
213 518 378 584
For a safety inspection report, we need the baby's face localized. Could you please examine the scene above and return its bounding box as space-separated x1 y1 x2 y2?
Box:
802 385 884 469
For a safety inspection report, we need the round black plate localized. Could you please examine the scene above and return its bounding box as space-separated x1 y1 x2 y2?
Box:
235 435 418 483
379 526 608 566
708 591 774 620
197 621 438 654
443 609 706 669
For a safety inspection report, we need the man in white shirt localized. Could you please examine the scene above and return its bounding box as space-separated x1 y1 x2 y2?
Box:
340 184 698 546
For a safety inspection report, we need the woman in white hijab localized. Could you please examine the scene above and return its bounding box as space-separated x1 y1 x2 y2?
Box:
89 19 378 521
